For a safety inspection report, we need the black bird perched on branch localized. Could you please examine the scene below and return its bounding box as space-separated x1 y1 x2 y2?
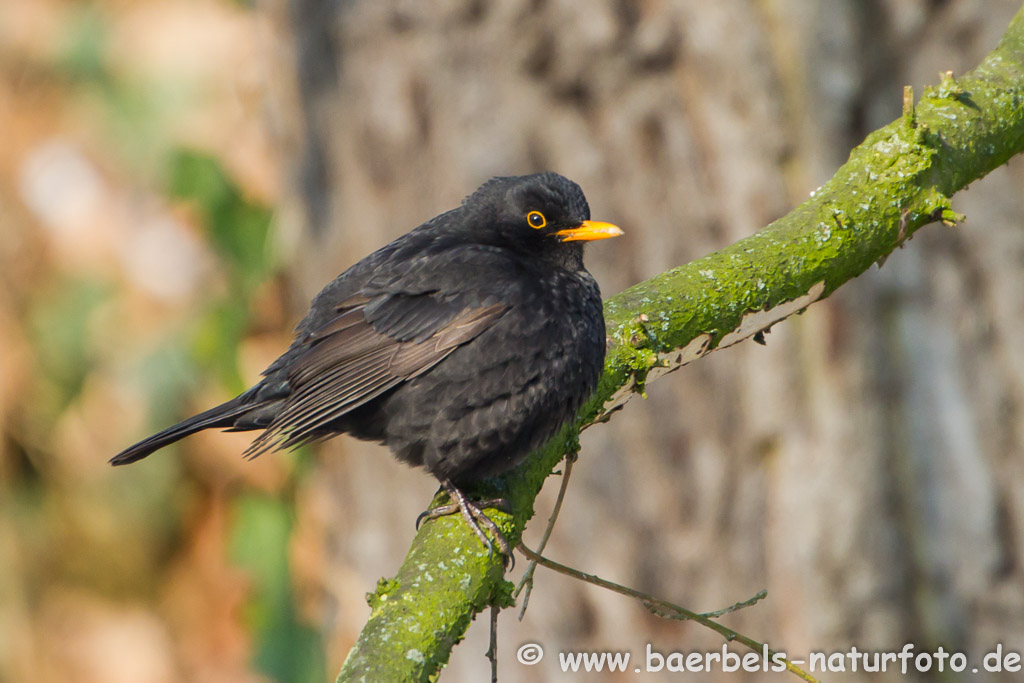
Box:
111 172 622 556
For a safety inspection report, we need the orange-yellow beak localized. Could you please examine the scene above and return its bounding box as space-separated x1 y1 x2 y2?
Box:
554 220 624 242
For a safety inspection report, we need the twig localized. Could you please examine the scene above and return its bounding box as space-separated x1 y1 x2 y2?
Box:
517 543 819 683
513 453 576 619
701 589 768 618
486 604 499 683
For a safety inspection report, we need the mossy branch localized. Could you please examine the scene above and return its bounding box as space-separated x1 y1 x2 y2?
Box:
338 7 1024 681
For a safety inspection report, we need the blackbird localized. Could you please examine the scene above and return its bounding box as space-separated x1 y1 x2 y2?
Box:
111 172 622 555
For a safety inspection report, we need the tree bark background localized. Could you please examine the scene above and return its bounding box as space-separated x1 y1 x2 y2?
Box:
270 1 1024 680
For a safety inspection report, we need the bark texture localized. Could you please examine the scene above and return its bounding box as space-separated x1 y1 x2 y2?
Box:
272 1 1024 681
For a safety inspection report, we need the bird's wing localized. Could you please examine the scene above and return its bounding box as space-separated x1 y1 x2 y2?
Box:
244 293 507 457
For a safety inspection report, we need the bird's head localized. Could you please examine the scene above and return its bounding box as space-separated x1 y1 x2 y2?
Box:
461 173 623 253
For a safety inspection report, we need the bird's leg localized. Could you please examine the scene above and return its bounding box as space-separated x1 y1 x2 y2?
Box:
416 480 512 561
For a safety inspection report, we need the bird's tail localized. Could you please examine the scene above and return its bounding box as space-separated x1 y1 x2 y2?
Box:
109 396 252 466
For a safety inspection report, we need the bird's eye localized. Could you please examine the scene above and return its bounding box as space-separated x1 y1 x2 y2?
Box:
527 211 547 229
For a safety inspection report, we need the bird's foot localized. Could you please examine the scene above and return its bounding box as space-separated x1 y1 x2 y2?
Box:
417 481 513 564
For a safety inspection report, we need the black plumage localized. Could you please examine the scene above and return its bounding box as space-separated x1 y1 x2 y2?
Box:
112 172 622 552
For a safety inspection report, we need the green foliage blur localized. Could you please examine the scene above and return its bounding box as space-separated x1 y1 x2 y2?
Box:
168 149 275 392
167 150 325 683
0 2 326 681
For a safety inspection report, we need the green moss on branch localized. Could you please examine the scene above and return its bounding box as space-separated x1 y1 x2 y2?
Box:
338 8 1024 681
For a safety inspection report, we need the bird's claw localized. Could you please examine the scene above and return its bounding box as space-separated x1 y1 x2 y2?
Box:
416 482 514 567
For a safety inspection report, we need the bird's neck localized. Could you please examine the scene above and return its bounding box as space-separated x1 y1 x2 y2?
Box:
527 241 586 273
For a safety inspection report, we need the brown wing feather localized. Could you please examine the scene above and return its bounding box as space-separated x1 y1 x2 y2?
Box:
289 309 385 385
244 301 506 457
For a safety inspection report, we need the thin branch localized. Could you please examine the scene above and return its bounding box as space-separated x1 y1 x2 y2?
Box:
486 604 498 683
517 544 817 683
697 589 769 619
513 453 576 619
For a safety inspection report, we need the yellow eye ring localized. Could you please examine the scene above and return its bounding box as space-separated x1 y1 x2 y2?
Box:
527 211 547 229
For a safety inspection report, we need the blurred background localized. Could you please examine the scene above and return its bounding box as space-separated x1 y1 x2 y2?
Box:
2 0 1023 681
